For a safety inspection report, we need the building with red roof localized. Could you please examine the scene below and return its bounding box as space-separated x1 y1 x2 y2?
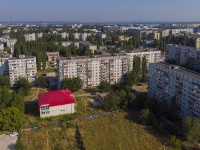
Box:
38 90 75 118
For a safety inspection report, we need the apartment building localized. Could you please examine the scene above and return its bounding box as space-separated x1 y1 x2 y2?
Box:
0 53 10 75
79 41 97 54
0 37 17 54
8 55 37 87
46 52 60 63
73 33 92 41
159 29 170 37
95 33 107 39
171 28 193 35
166 44 200 70
24 33 36 41
196 38 200 49
148 63 200 118
57 50 162 89
0 42 4 50
149 32 161 40
60 32 69 39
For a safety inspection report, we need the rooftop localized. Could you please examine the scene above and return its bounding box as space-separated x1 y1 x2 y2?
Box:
38 90 75 108
151 63 200 80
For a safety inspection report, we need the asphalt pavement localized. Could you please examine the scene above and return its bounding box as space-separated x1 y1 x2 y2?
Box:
0 134 18 150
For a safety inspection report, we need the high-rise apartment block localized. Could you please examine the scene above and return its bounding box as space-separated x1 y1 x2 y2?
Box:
57 50 162 89
148 63 200 118
8 55 37 87
166 44 200 70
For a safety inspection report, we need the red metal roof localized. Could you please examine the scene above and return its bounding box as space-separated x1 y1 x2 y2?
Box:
38 90 75 108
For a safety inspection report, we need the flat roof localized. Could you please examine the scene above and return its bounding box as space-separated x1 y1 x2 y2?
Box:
150 63 200 80
58 50 161 61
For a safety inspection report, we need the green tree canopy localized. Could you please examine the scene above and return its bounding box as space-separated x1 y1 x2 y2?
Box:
17 77 32 96
98 81 111 92
11 94 25 113
61 77 83 92
103 93 121 111
0 76 10 88
0 107 24 131
37 76 49 88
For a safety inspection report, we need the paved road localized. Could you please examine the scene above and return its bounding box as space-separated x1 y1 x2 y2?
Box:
0 134 18 150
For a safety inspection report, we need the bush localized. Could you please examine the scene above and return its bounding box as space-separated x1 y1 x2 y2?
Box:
169 135 181 149
14 139 24 150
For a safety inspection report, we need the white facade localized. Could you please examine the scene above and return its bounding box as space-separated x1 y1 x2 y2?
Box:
166 44 200 70
0 43 4 50
148 63 200 118
96 33 107 39
57 50 162 88
24 33 36 41
171 28 193 35
8 55 37 87
0 38 17 54
73 33 92 41
60 32 69 39
40 103 75 118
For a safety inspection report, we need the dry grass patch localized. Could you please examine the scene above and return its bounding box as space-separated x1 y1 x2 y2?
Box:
78 112 178 150
21 128 79 150
132 83 147 93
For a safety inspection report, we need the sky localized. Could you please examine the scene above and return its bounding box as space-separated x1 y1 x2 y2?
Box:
1 0 200 22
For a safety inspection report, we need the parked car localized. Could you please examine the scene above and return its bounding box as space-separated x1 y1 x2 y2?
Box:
9 132 18 137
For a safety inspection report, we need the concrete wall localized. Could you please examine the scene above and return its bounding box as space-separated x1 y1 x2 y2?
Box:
40 103 75 118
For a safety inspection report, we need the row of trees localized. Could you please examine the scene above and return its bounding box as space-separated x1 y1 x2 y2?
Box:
154 35 196 51
124 56 147 86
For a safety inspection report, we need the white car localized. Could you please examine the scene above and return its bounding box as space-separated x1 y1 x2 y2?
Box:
9 132 18 137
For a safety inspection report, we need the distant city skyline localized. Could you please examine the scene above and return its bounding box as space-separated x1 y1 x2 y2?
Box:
1 0 200 22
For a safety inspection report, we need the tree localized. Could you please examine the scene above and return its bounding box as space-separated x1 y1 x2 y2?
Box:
103 93 121 111
17 77 32 96
0 107 24 131
182 117 200 143
61 77 83 92
11 94 25 113
169 135 181 149
139 109 156 125
3 46 11 54
0 76 10 88
98 81 111 92
0 87 13 109
14 140 24 150
141 56 147 82
37 76 49 88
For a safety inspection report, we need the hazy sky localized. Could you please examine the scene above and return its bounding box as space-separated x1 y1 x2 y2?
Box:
1 0 200 22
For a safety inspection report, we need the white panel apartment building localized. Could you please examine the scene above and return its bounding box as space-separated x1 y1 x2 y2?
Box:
166 44 200 70
8 55 37 87
0 37 17 54
57 50 162 88
148 63 200 118
24 33 36 42
171 28 193 35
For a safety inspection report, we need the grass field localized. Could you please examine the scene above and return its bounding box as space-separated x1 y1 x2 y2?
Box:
24 88 47 101
21 93 184 150
78 111 178 150
20 128 79 150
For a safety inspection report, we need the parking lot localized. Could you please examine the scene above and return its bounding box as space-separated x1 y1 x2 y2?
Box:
0 134 18 150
